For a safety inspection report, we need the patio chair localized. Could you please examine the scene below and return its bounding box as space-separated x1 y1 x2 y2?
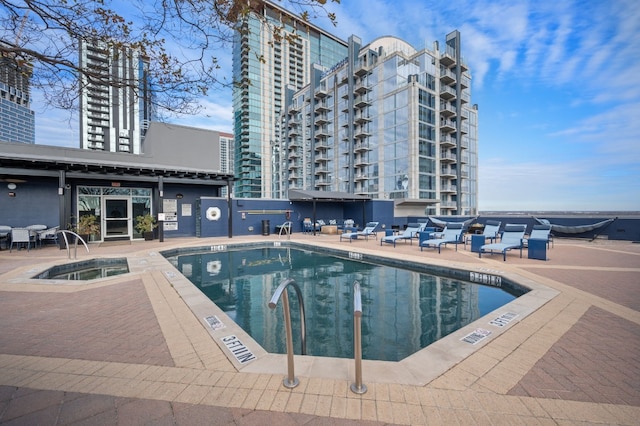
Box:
0 225 11 250
380 223 421 247
419 223 465 253
464 220 502 249
9 228 33 252
478 224 527 261
37 226 60 247
523 224 553 248
340 221 379 242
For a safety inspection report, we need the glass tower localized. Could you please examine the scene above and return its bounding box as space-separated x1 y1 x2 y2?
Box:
279 32 478 216
232 1 348 198
0 41 35 144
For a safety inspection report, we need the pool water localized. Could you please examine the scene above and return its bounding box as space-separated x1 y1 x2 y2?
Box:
169 246 520 362
34 258 130 281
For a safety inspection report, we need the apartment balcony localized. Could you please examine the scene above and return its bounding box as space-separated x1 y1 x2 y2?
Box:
315 126 329 137
289 102 301 113
354 95 372 108
440 102 456 117
440 151 456 162
315 140 330 150
288 127 299 137
440 184 457 193
460 74 470 89
354 173 369 181
440 201 457 209
288 161 300 169
354 82 370 94
354 112 371 124
440 166 456 178
354 142 370 152
288 150 299 159
315 114 329 125
314 101 330 112
316 179 331 187
354 157 370 167
315 154 329 162
440 52 455 67
440 85 456 100
354 128 371 139
314 87 328 98
440 119 456 133
355 61 369 76
440 135 458 149
440 67 456 85
315 166 330 174
460 91 470 104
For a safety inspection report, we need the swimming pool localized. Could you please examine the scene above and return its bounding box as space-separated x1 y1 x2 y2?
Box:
165 245 526 362
33 258 130 281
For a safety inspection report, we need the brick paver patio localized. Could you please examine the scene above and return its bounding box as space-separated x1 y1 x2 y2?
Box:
1 235 639 424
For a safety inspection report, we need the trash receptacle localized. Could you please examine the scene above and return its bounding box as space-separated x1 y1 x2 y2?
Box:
262 219 270 236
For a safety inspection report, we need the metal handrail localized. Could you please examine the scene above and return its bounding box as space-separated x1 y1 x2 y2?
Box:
56 230 89 259
268 278 307 388
350 280 367 394
278 221 292 240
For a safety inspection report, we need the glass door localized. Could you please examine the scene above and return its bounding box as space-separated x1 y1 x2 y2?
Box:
104 198 131 240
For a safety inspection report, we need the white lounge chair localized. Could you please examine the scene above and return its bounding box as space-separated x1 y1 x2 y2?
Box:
340 222 379 242
419 223 464 253
479 224 526 261
380 223 420 247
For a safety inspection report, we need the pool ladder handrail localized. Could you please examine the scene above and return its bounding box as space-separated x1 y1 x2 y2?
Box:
56 230 90 259
278 221 292 240
268 277 307 388
351 280 367 394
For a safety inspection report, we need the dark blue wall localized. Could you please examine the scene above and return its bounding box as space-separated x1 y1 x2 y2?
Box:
0 178 59 228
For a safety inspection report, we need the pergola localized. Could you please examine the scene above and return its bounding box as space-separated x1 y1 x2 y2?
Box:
287 189 370 235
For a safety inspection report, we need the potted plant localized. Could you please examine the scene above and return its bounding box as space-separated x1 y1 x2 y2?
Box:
135 213 157 240
67 214 100 244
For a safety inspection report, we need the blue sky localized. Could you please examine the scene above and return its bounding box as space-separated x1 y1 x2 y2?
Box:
32 0 640 211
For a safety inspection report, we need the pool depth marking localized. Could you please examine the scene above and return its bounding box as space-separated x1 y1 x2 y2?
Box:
489 312 519 327
221 335 256 364
205 315 225 330
469 271 502 287
461 328 492 345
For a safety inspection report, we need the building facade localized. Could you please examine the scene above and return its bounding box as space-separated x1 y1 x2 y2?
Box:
278 32 478 216
78 40 152 154
232 0 348 198
0 41 35 144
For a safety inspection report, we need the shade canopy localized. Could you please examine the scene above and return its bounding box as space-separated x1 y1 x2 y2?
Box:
287 189 370 202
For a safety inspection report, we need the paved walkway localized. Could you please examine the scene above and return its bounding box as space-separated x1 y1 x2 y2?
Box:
0 234 639 425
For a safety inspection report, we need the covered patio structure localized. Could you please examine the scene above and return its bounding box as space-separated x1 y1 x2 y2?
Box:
287 189 371 236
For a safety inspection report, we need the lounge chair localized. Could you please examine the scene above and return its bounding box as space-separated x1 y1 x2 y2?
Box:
478 224 526 261
340 222 379 242
523 224 553 248
464 220 501 249
419 223 464 253
380 223 420 247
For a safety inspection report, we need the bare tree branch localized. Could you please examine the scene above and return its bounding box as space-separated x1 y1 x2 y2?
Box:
0 0 339 117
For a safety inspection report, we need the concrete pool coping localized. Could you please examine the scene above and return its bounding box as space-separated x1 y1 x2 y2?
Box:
157 241 559 386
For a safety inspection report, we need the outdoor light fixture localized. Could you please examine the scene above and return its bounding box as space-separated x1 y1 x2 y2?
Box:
7 183 16 190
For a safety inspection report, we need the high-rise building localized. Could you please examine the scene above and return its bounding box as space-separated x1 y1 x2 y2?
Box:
79 40 152 154
0 41 35 144
278 32 478 216
232 0 349 198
